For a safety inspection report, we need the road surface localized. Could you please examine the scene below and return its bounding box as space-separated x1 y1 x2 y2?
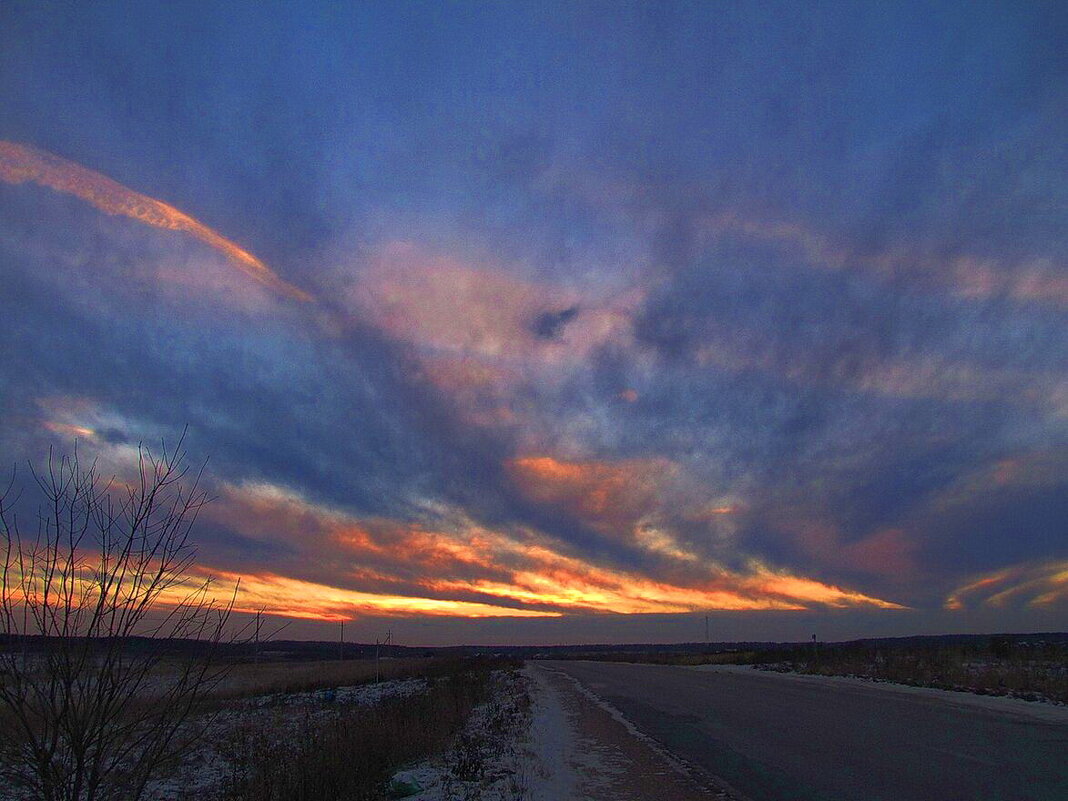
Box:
539 661 1068 801
523 665 728 800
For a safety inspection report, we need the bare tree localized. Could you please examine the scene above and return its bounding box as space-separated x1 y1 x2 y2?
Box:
0 435 237 801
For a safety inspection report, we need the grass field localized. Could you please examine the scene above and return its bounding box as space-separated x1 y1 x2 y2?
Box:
751 637 1068 704
213 659 515 801
577 635 1068 704
0 650 521 801
208 656 464 700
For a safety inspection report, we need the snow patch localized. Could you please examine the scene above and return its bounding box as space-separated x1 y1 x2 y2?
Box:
245 676 428 708
387 666 584 801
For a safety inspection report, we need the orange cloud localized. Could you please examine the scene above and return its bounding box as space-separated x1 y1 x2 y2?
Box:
418 357 522 427
839 528 918 577
944 561 1068 610
507 455 678 540
982 450 1068 490
0 140 312 303
351 243 558 358
33 397 139 463
3 558 553 624
185 568 558 621
692 504 737 518
42 421 96 439
209 481 513 581
748 569 904 608
507 455 745 562
351 242 640 359
433 541 905 614
847 358 1060 405
205 478 904 618
948 255 1068 307
348 242 643 429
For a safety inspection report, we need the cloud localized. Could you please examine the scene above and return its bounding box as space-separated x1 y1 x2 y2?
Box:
191 477 905 619
0 140 312 302
2 3 1064 638
185 568 560 621
945 561 1068 610
690 209 1068 309
167 474 911 620
343 241 646 445
507 455 677 539
347 242 637 363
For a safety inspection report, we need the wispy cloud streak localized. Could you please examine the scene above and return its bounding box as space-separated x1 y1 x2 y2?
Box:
0 140 312 302
945 561 1068 610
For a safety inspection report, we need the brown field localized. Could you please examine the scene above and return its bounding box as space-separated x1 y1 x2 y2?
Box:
590 638 1068 704
210 657 519 801
208 656 438 700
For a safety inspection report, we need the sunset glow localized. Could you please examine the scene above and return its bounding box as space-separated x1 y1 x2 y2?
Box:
2 3 1064 643
192 570 561 620
176 478 905 620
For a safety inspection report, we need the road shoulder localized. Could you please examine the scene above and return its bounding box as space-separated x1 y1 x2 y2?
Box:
527 664 740 801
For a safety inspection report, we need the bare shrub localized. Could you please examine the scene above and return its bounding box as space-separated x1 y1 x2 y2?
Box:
0 436 236 801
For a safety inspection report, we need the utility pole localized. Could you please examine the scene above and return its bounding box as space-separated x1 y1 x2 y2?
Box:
705 615 709 648
339 619 344 661
254 611 261 664
375 628 393 683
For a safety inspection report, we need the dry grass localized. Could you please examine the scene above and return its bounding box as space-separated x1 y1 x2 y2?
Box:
752 638 1068 704
215 659 513 801
575 637 1068 704
208 657 435 701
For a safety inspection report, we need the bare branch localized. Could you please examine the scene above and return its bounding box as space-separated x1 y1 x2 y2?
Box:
0 436 237 801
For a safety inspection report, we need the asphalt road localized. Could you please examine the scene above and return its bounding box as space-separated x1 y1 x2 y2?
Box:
542 661 1068 801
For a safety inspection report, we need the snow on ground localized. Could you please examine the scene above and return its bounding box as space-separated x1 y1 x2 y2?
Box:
245 676 427 708
386 664 618 801
534 664 737 801
13 665 736 801
149 662 1068 801
388 664 729 801
150 676 431 800
387 668 539 801
521 666 580 801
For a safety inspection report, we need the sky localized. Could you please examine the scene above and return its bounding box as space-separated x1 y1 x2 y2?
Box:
1 1 1066 645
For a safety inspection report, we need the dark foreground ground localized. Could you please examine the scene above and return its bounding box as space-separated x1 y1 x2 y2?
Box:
543 660 1068 801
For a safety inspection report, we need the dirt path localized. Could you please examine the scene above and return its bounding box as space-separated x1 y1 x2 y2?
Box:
524 664 738 801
